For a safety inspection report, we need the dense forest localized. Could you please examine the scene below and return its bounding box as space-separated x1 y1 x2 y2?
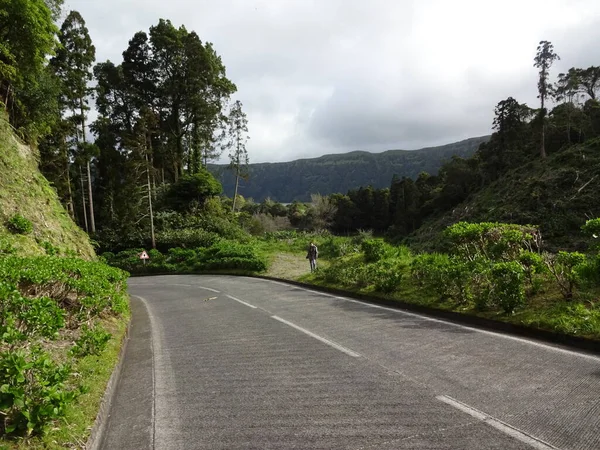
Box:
209 136 489 202
2 0 250 249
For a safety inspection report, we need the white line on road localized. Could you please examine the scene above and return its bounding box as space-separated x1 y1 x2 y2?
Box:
436 395 558 450
167 284 220 293
271 315 361 357
226 295 257 309
256 278 600 362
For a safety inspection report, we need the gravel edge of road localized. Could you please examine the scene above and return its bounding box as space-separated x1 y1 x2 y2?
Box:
85 313 132 450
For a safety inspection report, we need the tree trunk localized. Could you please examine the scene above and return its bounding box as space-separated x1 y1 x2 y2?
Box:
232 170 240 212
146 152 156 249
79 165 89 233
63 136 74 219
66 167 74 219
540 98 546 159
3 83 10 110
541 123 546 159
80 97 95 233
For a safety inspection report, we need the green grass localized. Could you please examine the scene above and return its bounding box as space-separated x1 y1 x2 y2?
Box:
0 114 94 259
0 313 129 450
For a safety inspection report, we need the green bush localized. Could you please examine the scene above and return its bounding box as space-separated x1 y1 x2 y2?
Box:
544 251 587 300
576 253 600 286
0 237 16 255
361 239 387 263
155 229 220 252
7 214 33 235
518 251 546 294
40 241 60 256
0 347 80 436
370 259 406 293
70 325 112 358
444 222 539 261
490 261 525 314
197 240 267 272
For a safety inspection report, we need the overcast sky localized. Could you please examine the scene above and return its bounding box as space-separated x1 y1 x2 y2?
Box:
65 0 600 163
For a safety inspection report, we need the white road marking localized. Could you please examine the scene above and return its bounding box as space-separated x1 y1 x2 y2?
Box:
271 315 361 357
436 395 558 450
253 278 600 363
226 295 257 309
169 284 220 293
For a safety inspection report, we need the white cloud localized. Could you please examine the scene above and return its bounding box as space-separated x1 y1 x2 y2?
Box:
65 0 600 162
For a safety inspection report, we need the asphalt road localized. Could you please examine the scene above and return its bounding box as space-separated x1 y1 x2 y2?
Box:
98 275 600 450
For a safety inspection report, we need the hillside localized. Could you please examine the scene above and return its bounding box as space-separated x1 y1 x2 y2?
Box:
209 136 490 202
410 138 600 251
0 114 95 259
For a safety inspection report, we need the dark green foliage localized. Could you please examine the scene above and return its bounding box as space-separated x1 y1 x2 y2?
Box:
103 240 267 274
163 171 223 213
544 251 586 300
39 240 60 256
198 240 267 272
490 261 526 314
154 229 221 252
361 239 387 263
70 325 111 358
0 0 60 140
7 214 33 234
369 259 405 293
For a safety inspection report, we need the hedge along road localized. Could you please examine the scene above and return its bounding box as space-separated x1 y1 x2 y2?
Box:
98 275 600 450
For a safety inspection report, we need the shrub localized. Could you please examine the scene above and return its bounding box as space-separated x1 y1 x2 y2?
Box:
411 253 473 304
7 214 33 235
370 259 406 293
518 250 546 294
70 325 112 358
544 251 587 300
40 241 60 256
411 253 453 298
576 253 600 286
197 240 267 272
0 348 80 436
444 222 540 261
361 239 387 263
490 261 525 314
155 229 220 252
0 238 16 255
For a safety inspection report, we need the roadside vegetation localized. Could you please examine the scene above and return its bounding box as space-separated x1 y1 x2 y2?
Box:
0 256 129 446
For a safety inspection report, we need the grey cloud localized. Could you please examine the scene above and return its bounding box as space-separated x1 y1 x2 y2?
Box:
66 0 600 162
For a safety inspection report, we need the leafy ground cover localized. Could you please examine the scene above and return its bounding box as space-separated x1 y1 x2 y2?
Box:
0 256 130 447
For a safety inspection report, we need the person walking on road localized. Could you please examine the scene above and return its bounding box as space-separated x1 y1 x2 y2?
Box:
306 241 318 272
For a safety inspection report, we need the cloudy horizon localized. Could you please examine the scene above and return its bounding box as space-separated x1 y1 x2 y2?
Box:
65 0 600 163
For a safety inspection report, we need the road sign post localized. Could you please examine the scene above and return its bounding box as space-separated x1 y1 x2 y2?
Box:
140 250 150 265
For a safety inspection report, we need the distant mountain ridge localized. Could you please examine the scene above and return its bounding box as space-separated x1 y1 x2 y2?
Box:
209 135 491 203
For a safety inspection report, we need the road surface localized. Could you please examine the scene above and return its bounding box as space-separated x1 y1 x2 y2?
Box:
98 275 600 449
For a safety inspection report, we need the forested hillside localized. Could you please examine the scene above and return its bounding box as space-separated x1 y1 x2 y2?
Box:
209 136 489 202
